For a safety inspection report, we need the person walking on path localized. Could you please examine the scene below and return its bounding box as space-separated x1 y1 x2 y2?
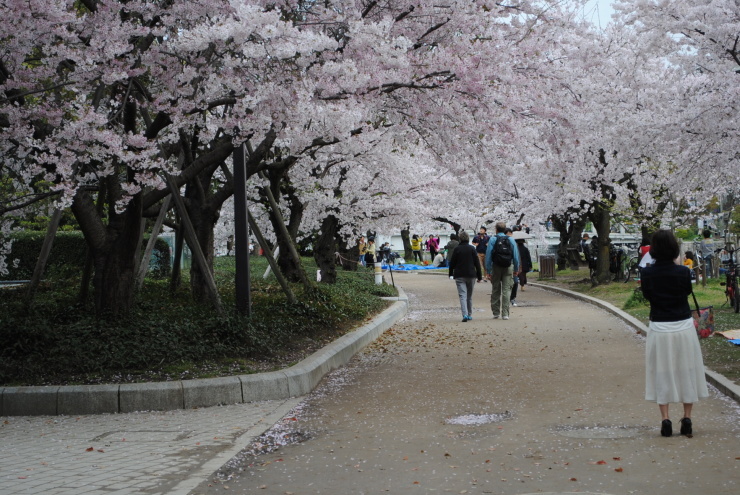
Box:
505 228 520 307
472 226 491 281
410 234 423 263
516 238 533 291
444 233 459 264
510 235 533 306
641 229 709 437
485 222 520 319
448 231 482 322
699 229 715 278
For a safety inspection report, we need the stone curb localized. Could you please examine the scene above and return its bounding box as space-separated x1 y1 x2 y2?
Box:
531 282 740 404
0 289 409 416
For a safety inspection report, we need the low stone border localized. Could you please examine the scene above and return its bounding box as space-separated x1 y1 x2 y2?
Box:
532 282 740 404
0 289 409 416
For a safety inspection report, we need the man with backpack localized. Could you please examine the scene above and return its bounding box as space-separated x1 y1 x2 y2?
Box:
485 222 520 320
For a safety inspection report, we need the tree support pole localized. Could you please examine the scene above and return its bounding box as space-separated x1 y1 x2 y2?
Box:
247 210 297 304
164 173 223 314
233 144 251 315
263 246 279 279
169 221 184 294
258 171 313 292
136 196 171 289
25 208 63 309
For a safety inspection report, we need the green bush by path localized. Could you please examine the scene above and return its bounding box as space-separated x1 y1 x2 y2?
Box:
0 256 396 386
1 230 171 281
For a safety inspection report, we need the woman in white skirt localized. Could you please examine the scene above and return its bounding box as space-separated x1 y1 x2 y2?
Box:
641 230 709 437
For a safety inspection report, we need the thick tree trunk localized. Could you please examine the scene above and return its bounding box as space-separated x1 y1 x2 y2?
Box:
591 203 612 285
641 225 651 243
91 196 143 315
566 218 587 270
72 187 143 316
314 215 338 284
263 180 310 287
550 216 570 271
401 227 412 259
80 184 107 306
276 234 306 283
551 215 586 271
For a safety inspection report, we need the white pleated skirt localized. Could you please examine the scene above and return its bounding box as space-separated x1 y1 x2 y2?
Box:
645 318 709 404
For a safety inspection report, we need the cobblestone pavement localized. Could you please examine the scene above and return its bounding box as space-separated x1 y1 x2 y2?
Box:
0 397 302 495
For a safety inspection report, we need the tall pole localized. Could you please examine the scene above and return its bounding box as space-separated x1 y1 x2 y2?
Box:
234 143 251 315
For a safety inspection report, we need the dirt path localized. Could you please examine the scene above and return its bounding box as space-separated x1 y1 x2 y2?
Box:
192 273 740 495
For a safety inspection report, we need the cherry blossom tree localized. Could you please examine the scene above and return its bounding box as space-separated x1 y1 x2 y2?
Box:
12 0 726 306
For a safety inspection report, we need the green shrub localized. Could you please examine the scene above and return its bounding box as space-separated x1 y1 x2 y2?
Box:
1 231 171 281
675 228 697 240
2 231 87 280
0 259 395 386
623 288 648 309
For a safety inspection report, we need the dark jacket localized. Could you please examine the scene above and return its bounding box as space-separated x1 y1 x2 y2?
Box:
444 240 459 262
472 234 490 254
448 242 482 280
640 260 693 322
518 243 533 272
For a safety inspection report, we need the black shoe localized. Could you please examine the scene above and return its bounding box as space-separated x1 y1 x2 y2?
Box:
679 417 692 436
461 317 468 322
661 419 672 437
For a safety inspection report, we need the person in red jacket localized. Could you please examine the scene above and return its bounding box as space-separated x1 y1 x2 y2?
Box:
639 237 651 259
426 235 439 260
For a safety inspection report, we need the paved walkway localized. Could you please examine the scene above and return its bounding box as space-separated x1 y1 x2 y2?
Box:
2 273 739 495
0 397 302 495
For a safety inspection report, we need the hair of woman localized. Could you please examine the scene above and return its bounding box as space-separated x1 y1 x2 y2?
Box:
649 229 680 261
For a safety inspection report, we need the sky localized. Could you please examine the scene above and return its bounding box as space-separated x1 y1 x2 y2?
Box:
583 0 616 29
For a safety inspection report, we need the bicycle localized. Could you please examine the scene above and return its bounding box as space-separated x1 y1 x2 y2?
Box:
622 254 641 283
583 244 598 285
719 247 739 313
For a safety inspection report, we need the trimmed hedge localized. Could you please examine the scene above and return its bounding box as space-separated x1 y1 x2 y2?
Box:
1 230 171 280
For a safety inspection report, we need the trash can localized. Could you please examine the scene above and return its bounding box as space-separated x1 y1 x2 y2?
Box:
539 255 556 279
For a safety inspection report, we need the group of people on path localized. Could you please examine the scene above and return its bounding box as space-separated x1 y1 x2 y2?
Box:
410 234 443 263
449 225 708 439
358 236 397 268
447 222 532 322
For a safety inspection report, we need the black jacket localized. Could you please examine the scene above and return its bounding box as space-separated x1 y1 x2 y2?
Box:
448 242 482 280
640 260 693 322
518 244 533 272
